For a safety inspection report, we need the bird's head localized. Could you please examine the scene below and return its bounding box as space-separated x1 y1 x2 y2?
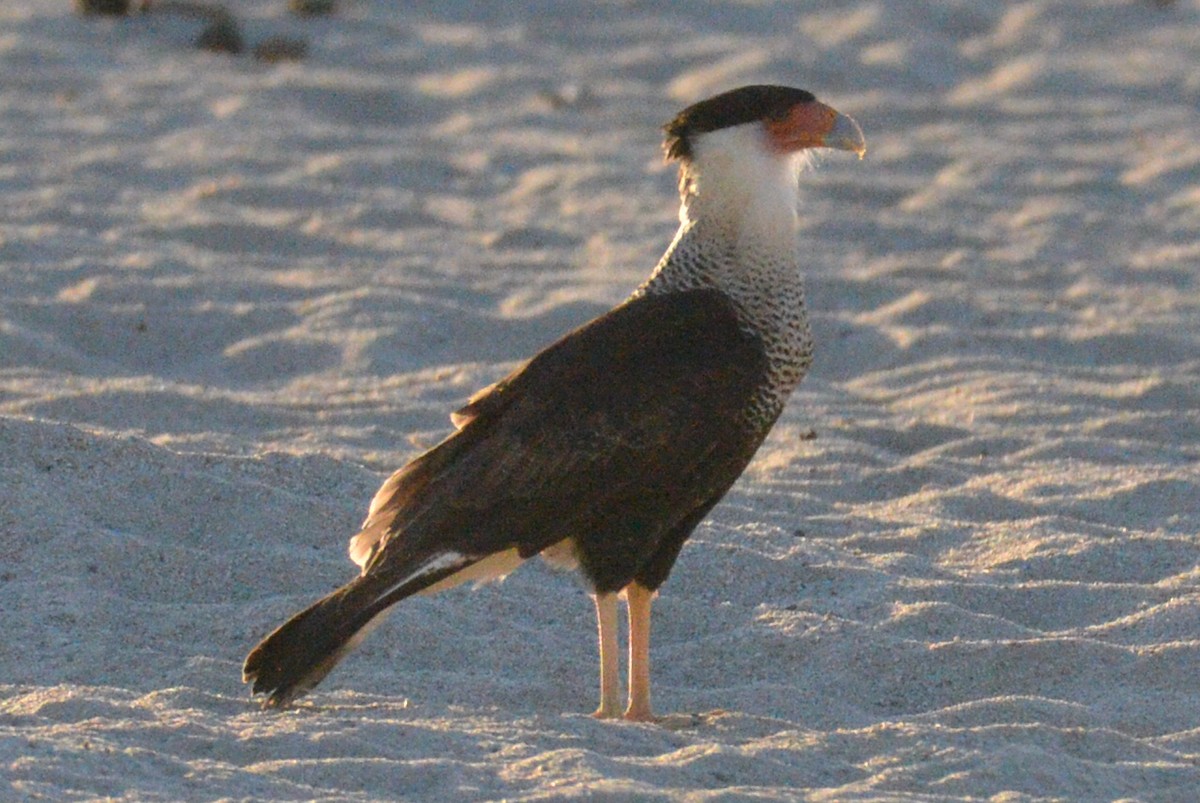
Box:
664 85 865 165
663 85 865 228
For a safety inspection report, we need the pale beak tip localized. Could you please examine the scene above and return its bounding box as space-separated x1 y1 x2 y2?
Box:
829 112 866 159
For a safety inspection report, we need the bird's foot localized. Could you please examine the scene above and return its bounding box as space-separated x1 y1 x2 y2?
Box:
591 704 622 719
622 704 659 723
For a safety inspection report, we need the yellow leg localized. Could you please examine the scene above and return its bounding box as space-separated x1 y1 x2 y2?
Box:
623 582 657 722
591 593 621 718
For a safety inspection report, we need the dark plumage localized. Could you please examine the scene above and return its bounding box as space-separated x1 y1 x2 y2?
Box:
244 84 865 720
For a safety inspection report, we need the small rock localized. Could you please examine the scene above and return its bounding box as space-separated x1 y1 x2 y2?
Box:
254 36 309 63
195 15 244 54
289 0 336 16
76 0 131 14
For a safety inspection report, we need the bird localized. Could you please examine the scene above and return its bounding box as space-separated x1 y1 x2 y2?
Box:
243 84 865 721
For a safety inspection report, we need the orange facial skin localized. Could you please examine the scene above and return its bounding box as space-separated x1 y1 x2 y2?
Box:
765 101 866 157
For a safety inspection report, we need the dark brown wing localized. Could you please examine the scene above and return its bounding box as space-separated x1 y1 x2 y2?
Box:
353 287 772 593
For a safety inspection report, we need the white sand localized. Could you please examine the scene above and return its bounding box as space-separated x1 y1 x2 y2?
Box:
3 0 1200 799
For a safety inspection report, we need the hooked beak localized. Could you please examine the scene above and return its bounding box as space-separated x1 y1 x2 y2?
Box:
765 101 866 159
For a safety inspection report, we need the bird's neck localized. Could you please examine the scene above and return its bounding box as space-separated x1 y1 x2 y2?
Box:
640 131 809 300
634 149 815 426
677 148 804 250
637 150 810 332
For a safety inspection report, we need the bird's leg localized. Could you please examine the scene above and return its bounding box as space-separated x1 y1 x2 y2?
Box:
623 582 657 722
591 592 622 718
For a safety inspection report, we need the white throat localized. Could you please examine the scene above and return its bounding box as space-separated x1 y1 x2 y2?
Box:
678 123 807 255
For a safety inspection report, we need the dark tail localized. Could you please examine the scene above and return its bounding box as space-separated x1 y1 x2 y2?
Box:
243 558 470 708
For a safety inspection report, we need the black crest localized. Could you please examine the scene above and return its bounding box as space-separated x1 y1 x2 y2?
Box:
663 85 817 163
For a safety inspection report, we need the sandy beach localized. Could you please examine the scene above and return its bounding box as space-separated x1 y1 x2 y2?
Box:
3 0 1200 799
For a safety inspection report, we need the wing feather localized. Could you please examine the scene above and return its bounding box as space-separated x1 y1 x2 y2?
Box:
352 288 771 588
